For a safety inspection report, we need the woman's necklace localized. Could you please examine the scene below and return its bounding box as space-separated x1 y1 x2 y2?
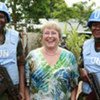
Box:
43 47 59 56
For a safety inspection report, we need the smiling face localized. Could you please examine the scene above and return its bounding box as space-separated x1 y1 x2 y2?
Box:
41 21 61 50
42 28 60 49
91 22 100 38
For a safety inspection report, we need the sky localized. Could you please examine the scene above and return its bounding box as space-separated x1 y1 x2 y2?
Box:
64 0 100 9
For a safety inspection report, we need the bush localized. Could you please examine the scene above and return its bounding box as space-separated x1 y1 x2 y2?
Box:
65 29 89 64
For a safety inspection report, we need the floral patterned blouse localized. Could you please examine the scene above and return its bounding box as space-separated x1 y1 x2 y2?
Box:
25 47 79 100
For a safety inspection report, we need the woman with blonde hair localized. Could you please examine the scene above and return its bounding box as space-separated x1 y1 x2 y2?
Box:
25 21 79 100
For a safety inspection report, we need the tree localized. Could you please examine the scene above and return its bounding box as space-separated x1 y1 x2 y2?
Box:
20 0 51 23
4 0 24 29
3 0 94 30
52 1 94 30
72 1 94 30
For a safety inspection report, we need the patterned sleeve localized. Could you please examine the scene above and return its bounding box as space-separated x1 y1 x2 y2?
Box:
25 52 33 86
69 52 79 91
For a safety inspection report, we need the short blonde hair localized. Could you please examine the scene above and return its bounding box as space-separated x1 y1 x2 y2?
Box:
41 21 61 39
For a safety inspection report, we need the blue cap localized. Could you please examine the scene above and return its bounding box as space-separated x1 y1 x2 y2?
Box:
0 2 11 23
87 9 100 28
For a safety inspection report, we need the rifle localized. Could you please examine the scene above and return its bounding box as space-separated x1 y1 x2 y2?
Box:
0 65 19 100
88 72 100 100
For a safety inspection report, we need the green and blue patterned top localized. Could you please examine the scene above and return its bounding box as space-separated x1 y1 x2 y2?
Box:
25 48 79 100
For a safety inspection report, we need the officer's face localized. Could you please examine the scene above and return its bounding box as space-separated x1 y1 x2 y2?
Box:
91 22 100 38
0 12 7 31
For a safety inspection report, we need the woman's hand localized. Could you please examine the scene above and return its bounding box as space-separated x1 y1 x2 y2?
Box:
71 86 78 100
79 68 89 82
18 92 25 100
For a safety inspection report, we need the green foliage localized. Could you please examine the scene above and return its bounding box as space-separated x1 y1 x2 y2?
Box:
21 0 51 23
0 0 5 2
72 1 93 26
2 0 94 32
51 0 70 21
65 29 87 64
